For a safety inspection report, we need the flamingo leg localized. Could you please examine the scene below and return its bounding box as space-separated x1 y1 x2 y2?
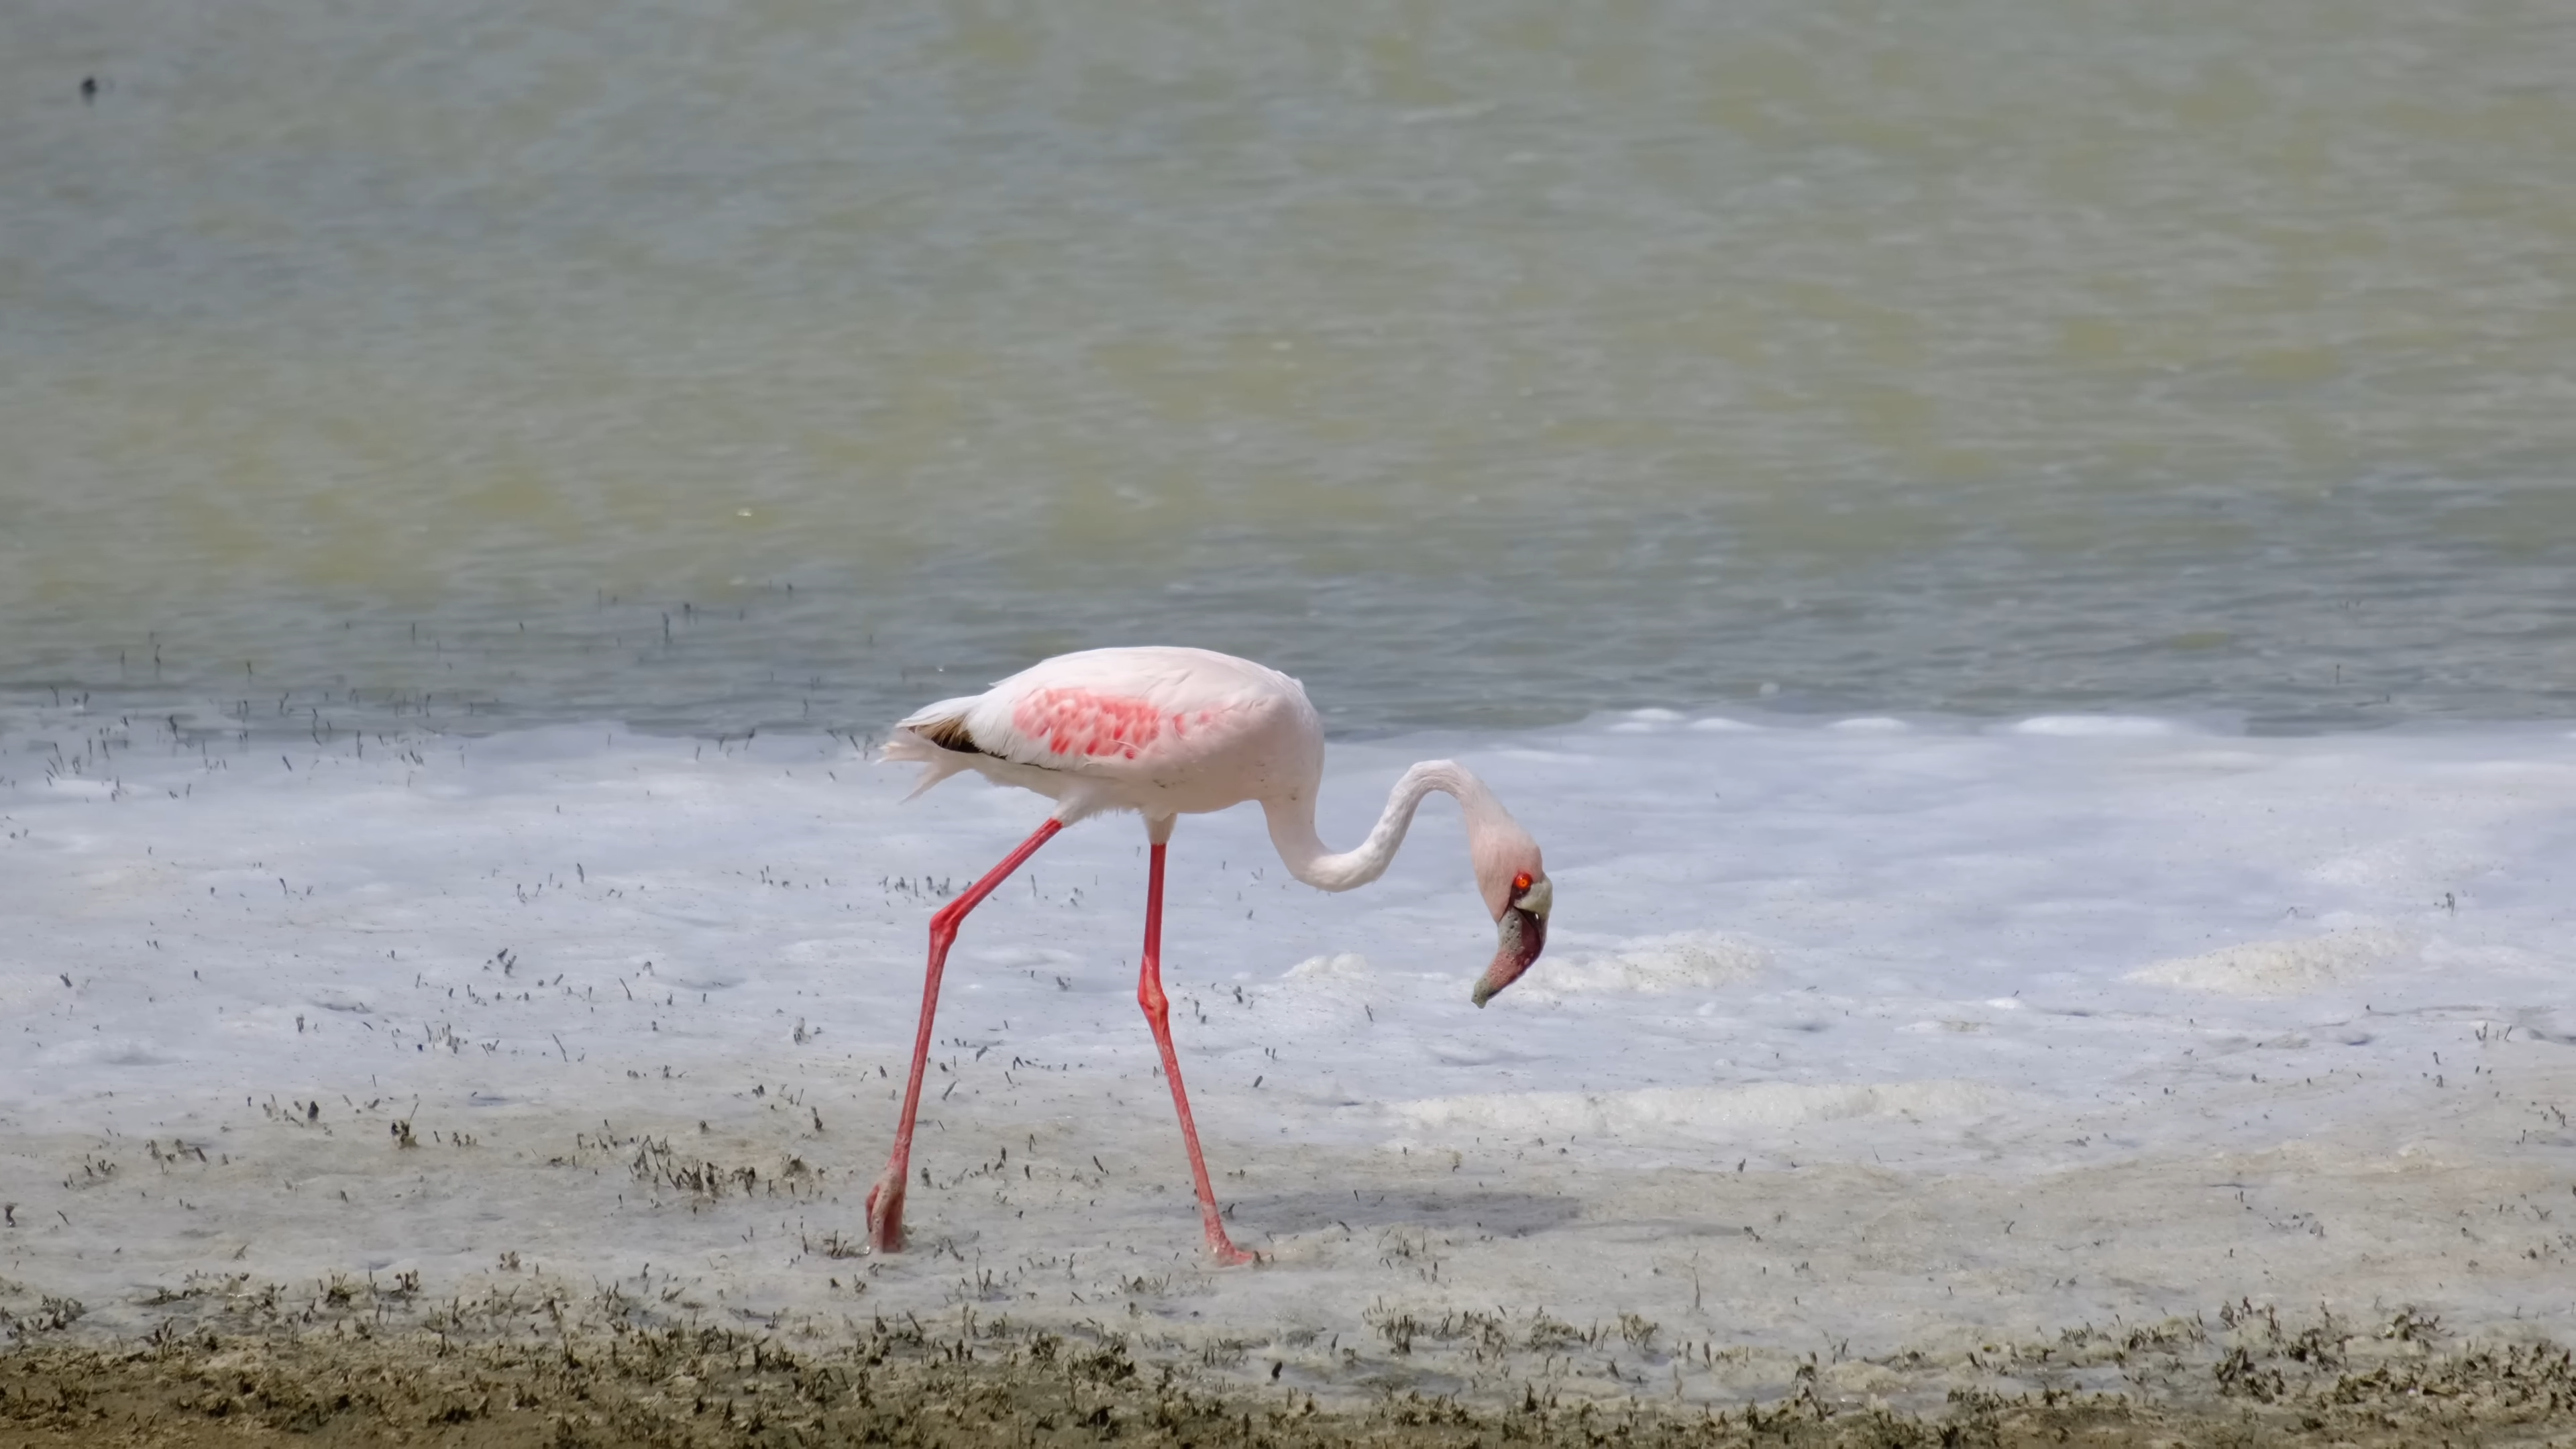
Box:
1136 841 1256 1266
867 816 1064 1253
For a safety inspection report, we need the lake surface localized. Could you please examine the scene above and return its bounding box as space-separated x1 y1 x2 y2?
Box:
6 0 2573 737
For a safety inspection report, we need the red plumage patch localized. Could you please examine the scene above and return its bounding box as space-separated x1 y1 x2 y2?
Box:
1012 688 1166 759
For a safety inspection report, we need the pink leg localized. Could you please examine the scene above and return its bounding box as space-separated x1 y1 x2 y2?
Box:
867 816 1063 1252
1136 842 1256 1266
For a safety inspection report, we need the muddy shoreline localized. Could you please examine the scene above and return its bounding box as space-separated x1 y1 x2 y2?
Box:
7 1279 2573 1447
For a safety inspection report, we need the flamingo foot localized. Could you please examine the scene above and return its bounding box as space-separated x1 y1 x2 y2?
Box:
1205 1227 1256 1267
865 1171 907 1253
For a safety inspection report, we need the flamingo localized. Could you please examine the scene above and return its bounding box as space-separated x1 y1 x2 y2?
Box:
869 646 1554 1265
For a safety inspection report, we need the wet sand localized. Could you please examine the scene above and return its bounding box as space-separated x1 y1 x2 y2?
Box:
7 1271 2576 1448
11 1079 2576 1446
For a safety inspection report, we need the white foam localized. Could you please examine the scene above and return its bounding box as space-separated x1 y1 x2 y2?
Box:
2127 926 2416 997
2008 715 2181 737
1284 951 1373 982
1394 1080 2002 1140
1515 931 1766 999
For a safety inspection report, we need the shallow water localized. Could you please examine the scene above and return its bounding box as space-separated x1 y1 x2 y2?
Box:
6 710 2573 1365
7 0 2576 736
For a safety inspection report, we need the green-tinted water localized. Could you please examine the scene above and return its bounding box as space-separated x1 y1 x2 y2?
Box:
5 0 2572 735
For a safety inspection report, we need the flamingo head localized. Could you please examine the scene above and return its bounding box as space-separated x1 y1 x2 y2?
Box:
1470 847 1552 1008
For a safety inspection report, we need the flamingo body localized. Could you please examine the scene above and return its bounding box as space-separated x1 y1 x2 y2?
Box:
886 647 1322 820
867 646 1554 1264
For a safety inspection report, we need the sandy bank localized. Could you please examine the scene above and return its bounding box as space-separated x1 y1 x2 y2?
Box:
5 1281 2574 1448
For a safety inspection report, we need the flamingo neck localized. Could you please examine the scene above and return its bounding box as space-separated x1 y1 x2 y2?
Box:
1262 759 1507 894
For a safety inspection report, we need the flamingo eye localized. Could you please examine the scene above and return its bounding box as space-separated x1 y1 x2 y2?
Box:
1511 871 1533 895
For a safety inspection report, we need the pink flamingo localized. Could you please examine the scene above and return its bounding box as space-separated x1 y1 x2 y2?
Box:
871 646 1554 1264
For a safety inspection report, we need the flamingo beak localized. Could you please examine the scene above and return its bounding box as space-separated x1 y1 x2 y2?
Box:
1472 877 1551 1007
